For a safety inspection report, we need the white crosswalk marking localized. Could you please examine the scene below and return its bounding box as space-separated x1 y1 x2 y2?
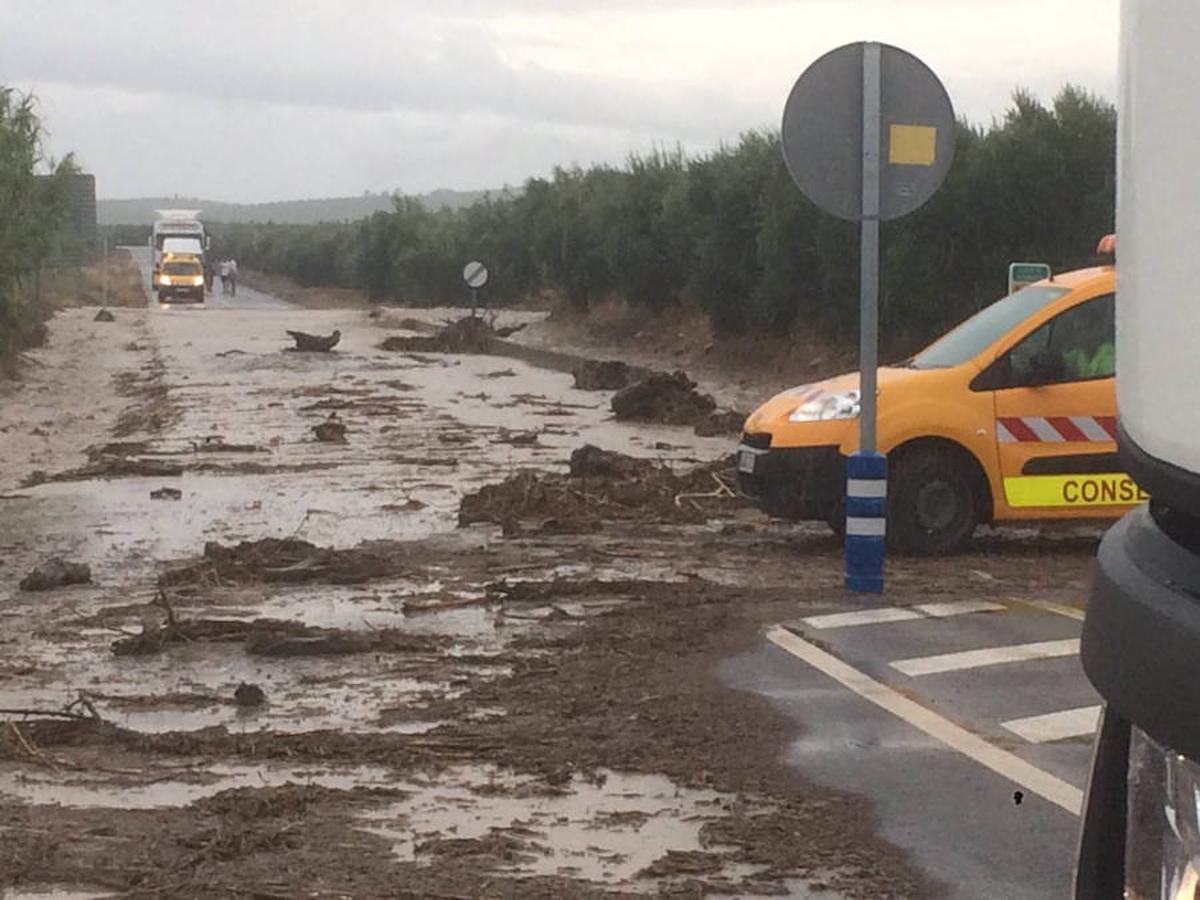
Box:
1002 706 1102 744
914 600 1006 617
891 638 1080 676
802 608 921 629
802 600 1004 630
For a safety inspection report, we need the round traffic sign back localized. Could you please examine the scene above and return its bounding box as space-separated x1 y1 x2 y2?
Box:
463 260 489 289
781 42 955 221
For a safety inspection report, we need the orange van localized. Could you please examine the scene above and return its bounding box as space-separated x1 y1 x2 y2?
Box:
736 245 1139 553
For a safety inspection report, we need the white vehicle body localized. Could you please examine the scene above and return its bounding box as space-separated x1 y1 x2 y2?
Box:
150 209 207 278
1115 1 1200 484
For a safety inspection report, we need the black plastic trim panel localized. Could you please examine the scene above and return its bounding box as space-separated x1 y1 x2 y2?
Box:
1021 452 1123 476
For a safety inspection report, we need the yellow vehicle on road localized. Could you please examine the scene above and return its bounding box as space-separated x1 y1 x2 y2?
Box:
156 255 206 303
737 240 1139 554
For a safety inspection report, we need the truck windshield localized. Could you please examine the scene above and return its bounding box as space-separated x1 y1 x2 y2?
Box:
909 284 1069 369
164 261 200 275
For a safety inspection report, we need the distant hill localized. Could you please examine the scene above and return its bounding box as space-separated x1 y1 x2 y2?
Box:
98 188 514 225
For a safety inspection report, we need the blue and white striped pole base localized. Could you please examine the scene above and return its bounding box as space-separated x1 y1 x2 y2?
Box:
845 452 887 593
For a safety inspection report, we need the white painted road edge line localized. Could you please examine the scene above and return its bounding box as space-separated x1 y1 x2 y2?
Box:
915 600 1006 618
802 608 921 629
1002 706 1102 744
766 626 1083 815
802 599 1005 630
891 638 1081 677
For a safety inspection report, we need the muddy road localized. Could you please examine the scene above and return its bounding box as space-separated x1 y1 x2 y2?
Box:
0 254 1100 898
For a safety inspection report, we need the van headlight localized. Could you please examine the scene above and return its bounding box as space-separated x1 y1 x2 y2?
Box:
160 276 171 286
788 390 861 422
1126 726 1200 899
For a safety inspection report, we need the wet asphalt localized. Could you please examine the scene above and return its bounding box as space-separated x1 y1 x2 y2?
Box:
725 597 1095 897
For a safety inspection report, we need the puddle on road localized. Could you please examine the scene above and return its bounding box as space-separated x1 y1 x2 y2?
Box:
0 641 464 736
0 762 396 810
359 765 758 889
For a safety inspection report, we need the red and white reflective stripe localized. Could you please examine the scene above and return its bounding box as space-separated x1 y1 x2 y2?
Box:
996 416 1118 443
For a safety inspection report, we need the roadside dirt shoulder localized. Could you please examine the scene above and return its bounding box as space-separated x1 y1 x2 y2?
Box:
0 307 154 493
514 299 857 414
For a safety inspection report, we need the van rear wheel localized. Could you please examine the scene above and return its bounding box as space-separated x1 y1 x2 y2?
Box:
888 447 979 555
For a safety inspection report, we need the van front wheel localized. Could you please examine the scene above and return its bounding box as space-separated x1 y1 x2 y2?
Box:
888 447 979 555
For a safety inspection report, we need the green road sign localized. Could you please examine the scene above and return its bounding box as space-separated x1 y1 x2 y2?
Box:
1008 262 1051 295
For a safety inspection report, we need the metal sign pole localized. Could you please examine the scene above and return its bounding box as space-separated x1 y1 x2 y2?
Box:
471 288 478 318
845 41 887 594
860 42 881 454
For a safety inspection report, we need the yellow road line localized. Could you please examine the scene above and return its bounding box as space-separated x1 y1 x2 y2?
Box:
1006 598 1086 621
766 625 1083 815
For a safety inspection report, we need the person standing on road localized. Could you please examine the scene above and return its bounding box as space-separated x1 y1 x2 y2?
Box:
218 260 230 294
228 258 238 296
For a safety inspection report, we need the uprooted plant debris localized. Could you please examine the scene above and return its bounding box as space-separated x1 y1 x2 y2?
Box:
158 537 412 588
111 595 447 657
190 435 264 453
379 316 496 354
610 370 717 425
458 445 741 528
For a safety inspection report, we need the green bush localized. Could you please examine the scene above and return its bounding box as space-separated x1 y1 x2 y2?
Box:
0 87 75 356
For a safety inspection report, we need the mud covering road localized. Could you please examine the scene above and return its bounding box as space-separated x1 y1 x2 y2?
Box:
0 251 1099 898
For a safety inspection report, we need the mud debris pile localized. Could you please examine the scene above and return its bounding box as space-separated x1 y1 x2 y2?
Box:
380 316 496 354
572 359 636 391
609 370 747 436
458 444 741 530
611 371 715 425
159 537 411 588
111 615 446 658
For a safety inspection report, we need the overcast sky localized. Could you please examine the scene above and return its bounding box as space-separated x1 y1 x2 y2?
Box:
1 0 1117 203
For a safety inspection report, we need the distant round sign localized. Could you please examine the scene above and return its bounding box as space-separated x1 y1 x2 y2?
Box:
462 260 489 289
781 42 955 222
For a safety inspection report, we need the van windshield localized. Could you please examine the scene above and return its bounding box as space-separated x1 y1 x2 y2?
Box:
909 285 1069 369
164 261 201 275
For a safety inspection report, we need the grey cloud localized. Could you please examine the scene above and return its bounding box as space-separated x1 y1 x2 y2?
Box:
0 1 763 139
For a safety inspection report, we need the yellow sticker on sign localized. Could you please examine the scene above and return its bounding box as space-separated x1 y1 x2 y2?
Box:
1004 474 1149 508
889 124 937 166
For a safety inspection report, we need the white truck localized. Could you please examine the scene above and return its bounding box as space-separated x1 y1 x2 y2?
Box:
150 209 209 295
1074 2 1200 896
